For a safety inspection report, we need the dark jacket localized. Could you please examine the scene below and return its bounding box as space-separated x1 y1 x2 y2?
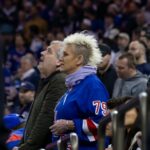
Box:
19 71 66 150
97 65 117 98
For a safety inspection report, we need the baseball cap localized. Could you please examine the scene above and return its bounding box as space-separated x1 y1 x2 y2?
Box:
19 81 35 92
99 43 111 56
3 113 25 130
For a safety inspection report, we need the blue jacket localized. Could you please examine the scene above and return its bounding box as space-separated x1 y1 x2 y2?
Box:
54 74 109 150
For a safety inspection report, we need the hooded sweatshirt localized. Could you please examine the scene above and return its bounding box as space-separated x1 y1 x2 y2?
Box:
113 71 148 97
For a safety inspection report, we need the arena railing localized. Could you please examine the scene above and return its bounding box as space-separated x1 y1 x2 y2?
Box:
40 89 150 150
98 89 150 150
40 132 78 150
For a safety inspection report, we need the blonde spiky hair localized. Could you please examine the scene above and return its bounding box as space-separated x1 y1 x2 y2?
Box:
63 32 102 67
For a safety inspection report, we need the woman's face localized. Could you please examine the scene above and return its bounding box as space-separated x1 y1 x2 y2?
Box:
124 108 138 127
61 44 82 74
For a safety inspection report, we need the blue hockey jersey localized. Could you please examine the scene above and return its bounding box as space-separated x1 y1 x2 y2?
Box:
54 74 109 150
6 128 24 150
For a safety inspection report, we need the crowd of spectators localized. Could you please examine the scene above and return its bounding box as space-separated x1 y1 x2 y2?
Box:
0 0 150 149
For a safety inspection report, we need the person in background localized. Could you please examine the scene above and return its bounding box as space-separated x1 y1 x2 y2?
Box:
50 32 109 150
110 32 130 66
6 34 28 75
113 53 148 97
18 81 35 121
15 41 66 150
128 40 150 75
97 43 117 98
3 113 25 150
105 97 142 150
17 53 40 89
117 33 130 53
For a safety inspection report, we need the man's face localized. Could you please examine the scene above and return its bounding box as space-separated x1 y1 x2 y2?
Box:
98 54 111 70
15 35 25 47
19 90 35 105
117 37 128 51
124 108 138 127
115 58 130 79
20 59 31 73
128 41 142 60
38 44 59 77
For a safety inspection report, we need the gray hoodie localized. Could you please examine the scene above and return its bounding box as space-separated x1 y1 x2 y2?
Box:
113 71 148 97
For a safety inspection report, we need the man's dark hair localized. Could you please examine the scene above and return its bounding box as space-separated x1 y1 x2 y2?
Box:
107 96 132 109
118 53 136 69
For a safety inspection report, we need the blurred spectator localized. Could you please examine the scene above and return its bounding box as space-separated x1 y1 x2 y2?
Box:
131 27 142 41
113 53 148 97
106 96 142 150
6 34 29 75
106 3 122 27
64 5 79 35
51 0 67 30
55 32 65 41
111 32 130 65
135 10 146 28
104 14 117 38
3 67 14 89
139 25 150 63
128 40 150 75
3 113 25 150
16 53 40 88
36 0 50 22
0 0 18 34
18 81 35 120
97 43 117 98
16 10 26 33
29 27 44 59
46 32 55 43
22 0 33 19
117 32 130 53
143 0 150 24
23 5 48 43
3 66 18 112
122 1 141 34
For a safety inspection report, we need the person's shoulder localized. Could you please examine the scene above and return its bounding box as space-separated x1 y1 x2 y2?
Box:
48 72 66 87
84 74 98 82
84 74 104 87
53 72 66 80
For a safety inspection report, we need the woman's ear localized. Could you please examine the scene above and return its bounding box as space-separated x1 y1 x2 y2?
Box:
76 55 84 66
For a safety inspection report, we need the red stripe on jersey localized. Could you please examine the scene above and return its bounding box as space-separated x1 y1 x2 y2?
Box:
86 119 97 140
6 134 22 143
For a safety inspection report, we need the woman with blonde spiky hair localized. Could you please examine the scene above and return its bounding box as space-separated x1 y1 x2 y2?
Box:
50 32 109 150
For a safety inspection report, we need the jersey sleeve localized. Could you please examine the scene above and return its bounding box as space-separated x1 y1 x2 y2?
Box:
6 131 23 150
